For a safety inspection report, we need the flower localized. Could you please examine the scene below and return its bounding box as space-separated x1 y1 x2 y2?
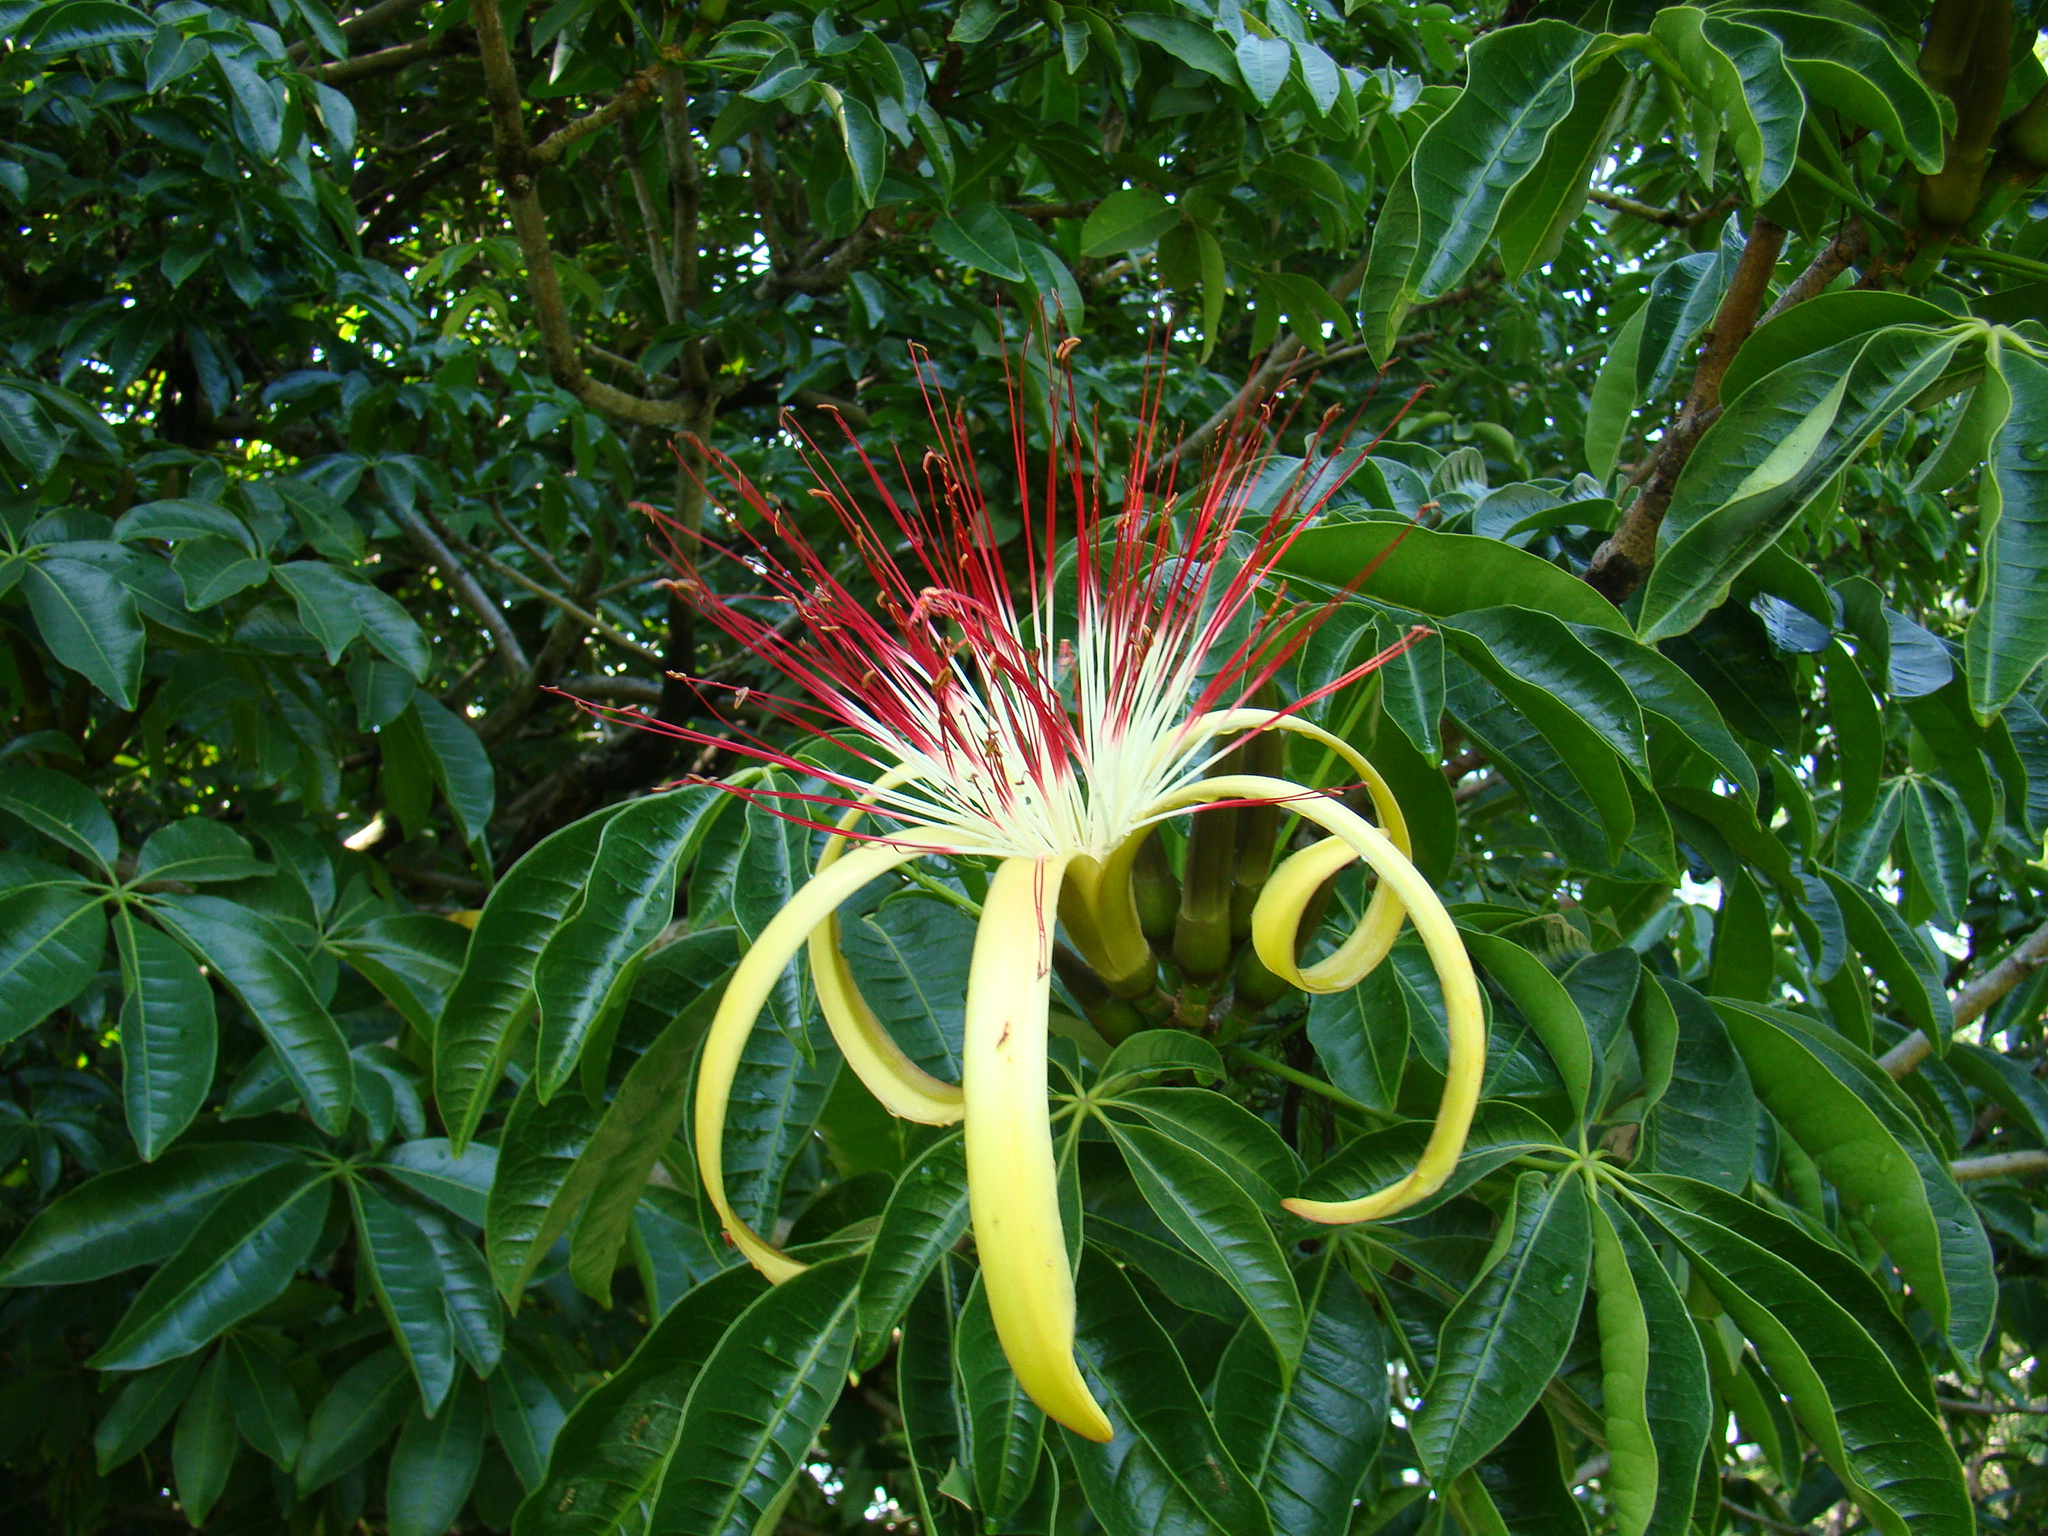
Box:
614 347 1483 1443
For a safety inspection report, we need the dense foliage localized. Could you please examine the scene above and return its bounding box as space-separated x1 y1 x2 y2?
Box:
4 0 2048 1532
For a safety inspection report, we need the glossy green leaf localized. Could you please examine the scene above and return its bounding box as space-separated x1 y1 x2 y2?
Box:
1571 625 1758 799
331 913 470 1040
648 1256 862 1536
297 1347 412 1494
1464 930 1596 1122
1495 55 1628 281
1817 869 1954 1049
931 202 1026 280
1406 20 1592 300
1305 958 1409 1114
435 804 625 1152
1901 779 1970 929
837 889 973 1078
532 786 718 1099
511 1264 766 1536
1109 1119 1305 1369
225 1332 305 1470
0 884 106 1044
1114 1086 1304 1211
1467 1404 1588 1535
114 910 216 1159
487 1352 565 1493
1068 1249 1273 1535
172 1349 237 1527
1652 9 1800 201
1096 1028 1223 1087
272 559 363 663
1215 1254 1387 1536
1280 518 1629 632
151 892 353 1134
404 690 497 856
0 763 119 871
1638 978 1755 1191
1585 303 1647 484
95 1352 206 1473
379 1137 498 1228
1720 291 1956 407
89 1163 331 1370
567 973 729 1306
1632 1183 1971 1536
1711 1000 1995 1362
485 1078 603 1305
1966 336 2048 721
957 1271 1046 1522
1640 325 1964 643
387 1372 485 1536
0 1142 297 1286
135 818 271 883
24 554 144 708
895 1265 976 1536
1412 1170 1593 1483
1589 1190 1710 1536
856 1131 968 1355
1636 245 1733 405
1740 6 1945 172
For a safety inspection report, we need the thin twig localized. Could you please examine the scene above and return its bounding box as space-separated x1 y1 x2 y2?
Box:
397 508 530 681
531 65 663 165
1720 1499 1812 1535
460 542 662 667
1589 188 1740 229
285 0 431 61
1880 917 2048 1079
1950 1149 2048 1182
308 34 458 85
1938 1395 2048 1415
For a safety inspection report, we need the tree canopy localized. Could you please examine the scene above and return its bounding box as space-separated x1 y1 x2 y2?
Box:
4 0 2048 1533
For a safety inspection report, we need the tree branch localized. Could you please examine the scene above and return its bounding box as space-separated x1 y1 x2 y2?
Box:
1950 1148 2048 1181
286 0 432 62
1589 188 1739 229
309 33 463 86
470 0 697 428
1880 917 2048 1078
1583 217 1787 602
531 65 664 165
397 508 530 681
458 538 663 668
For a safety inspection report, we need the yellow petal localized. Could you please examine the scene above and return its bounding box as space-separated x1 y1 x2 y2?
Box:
963 856 1114 1442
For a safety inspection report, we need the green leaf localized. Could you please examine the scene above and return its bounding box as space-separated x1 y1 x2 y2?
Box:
113 497 255 552
272 560 364 663
1464 931 1596 1121
0 1143 296 1286
1817 870 1954 1047
1120 16 1240 88
1711 999 1995 1363
1235 35 1293 107
172 1350 237 1526
647 1257 862 1536
1108 1120 1305 1370
1295 1101 1561 1218
833 94 883 208
856 1131 968 1355
533 787 719 1099
1637 245 1734 404
931 202 1026 280
1966 337 2048 720
1068 1249 1273 1535
436 804 626 1152
332 913 471 1039
352 581 432 681
1410 1170 1592 1483
485 1078 603 1305
1278 520 1629 632
1719 291 1955 407
566 973 731 1306
214 52 284 160
1405 21 1592 301
136 819 271 884
1465 1405 1588 1535
895 1265 976 1536
1743 6 1945 172
89 1163 331 1370
510 1264 766 1536
297 1347 412 1494
0 763 119 871
115 909 216 1158
1652 9 1801 202
23 555 144 708
351 1181 461 1413
1639 325 1963 643
387 1373 486 1536
1113 1087 1305 1211
487 1353 565 1493
1495 55 1629 281
1305 956 1409 1114
405 691 497 857
957 1272 1047 1523
152 893 354 1135
1097 1029 1223 1087
0 885 106 1045
1901 779 1970 928
1631 1183 1971 1536
1588 1191 1710 1536
1571 625 1759 799
1217 1255 1387 1536
379 1138 499 1228
95 1352 206 1473
1080 189 1180 257
1585 305 1647 483
225 1332 306 1470
1639 977 1755 1192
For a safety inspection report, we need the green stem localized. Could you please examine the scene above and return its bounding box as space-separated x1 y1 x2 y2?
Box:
1226 1044 1397 1124
1789 159 1904 241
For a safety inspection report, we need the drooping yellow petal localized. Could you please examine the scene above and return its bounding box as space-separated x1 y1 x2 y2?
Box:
1148 772 1484 1224
810 794 967 1125
696 833 948 1283
962 855 1114 1443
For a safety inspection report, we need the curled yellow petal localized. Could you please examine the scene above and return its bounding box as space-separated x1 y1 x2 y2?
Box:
963 856 1114 1443
696 832 948 1283
811 795 966 1125
1148 772 1483 1225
